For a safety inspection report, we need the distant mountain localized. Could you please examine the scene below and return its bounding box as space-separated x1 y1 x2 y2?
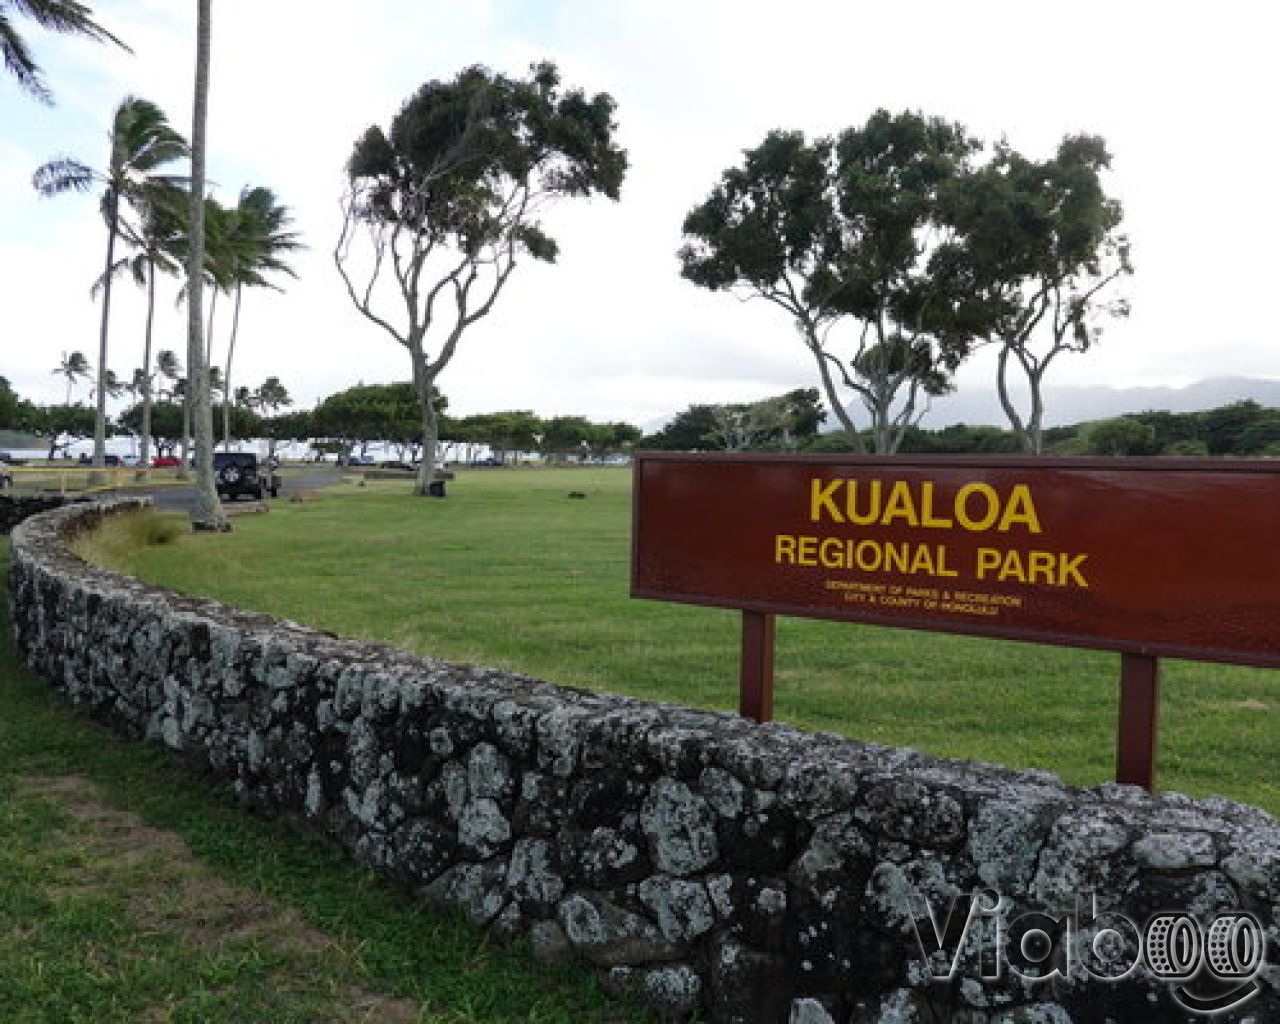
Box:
919 377 1280 429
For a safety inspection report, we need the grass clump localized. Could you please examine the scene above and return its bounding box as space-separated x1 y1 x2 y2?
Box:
69 508 183 569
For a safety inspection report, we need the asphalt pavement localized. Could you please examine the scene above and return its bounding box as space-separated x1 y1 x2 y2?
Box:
109 468 347 513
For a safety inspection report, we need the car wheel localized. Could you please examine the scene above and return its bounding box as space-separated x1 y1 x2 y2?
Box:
218 466 241 486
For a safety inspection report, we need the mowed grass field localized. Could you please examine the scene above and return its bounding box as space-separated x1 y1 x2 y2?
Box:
88 466 1279 815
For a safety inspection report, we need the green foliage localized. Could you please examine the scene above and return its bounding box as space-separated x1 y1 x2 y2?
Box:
955 135 1132 451
641 404 721 451
117 400 183 456
0 375 38 432
896 423 1021 454
1084 416 1157 456
452 410 541 458
1200 400 1265 455
338 62 627 491
311 382 433 452
1163 439 1209 457
643 389 825 452
680 112 992 454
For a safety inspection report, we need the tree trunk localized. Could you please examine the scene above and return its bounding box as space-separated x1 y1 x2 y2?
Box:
802 323 866 454
187 0 225 530
996 343 1040 455
411 349 440 497
137 261 156 480
89 193 119 486
222 283 241 450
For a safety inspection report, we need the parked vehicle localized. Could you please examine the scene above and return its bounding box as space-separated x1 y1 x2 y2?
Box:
213 451 280 501
152 456 181 468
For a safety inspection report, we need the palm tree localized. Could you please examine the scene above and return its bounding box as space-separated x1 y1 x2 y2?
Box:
216 186 300 448
89 367 123 402
1 0 128 104
52 349 90 403
187 0 222 529
154 348 181 398
102 186 187 476
33 95 187 484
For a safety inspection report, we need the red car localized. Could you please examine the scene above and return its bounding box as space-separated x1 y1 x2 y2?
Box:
152 456 181 468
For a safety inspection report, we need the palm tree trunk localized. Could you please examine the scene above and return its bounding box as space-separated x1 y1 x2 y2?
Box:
206 287 217 369
90 193 119 486
223 283 241 450
137 260 156 479
188 0 224 529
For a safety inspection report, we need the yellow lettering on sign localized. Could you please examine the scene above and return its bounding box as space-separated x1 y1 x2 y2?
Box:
920 482 954 529
847 480 882 526
809 478 1041 534
810 479 844 524
974 548 1089 588
881 481 919 527
956 483 1000 531
1000 485 1042 534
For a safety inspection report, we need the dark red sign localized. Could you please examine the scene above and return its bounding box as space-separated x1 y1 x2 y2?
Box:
632 453 1280 668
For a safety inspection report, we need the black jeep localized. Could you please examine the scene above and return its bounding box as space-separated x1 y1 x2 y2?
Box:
213 452 279 501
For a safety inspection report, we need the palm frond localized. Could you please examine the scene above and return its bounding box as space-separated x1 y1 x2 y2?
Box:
32 156 95 194
3 1 129 103
1 10 52 102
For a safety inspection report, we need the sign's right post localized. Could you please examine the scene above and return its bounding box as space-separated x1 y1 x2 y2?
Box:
1117 653 1160 790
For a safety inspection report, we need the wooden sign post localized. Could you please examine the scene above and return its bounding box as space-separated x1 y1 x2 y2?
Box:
632 453 1280 791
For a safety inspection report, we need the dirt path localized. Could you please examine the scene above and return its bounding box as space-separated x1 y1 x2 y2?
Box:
18 775 421 1024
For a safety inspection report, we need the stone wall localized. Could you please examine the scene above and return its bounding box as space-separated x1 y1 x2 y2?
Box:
8 500 1279 1023
0 493 78 534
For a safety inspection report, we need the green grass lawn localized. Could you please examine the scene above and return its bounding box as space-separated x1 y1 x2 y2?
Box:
0 537 645 1023
87 466 1279 815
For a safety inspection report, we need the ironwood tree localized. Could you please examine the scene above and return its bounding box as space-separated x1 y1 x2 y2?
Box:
680 112 993 455
335 61 627 495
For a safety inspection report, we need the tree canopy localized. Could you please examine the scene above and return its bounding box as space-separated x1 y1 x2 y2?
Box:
953 135 1132 452
336 61 627 494
680 112 992 454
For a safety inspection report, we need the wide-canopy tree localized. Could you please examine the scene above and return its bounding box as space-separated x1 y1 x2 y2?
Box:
335 61 627 495
680 111 994 454
953 135 1132 453
33 95 188 482
1 0 127 103
311 381 433 460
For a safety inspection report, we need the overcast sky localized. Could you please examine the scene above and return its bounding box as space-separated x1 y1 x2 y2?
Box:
2 0 1277 429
